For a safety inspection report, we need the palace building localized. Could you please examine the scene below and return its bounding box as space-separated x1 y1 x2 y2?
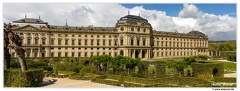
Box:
8 14 209 59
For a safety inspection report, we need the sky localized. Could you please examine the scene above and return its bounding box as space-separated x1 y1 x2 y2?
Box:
3 3 237 41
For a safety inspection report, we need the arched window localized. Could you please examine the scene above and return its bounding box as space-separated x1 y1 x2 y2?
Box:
120 50 124 56
120 27 124 31
131 27 134 31
131 37 134 46
120 38 123 45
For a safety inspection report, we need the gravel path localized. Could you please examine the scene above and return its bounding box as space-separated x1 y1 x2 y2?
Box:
41 77 121 88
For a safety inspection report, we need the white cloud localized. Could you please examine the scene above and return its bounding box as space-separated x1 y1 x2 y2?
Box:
3 3 236 41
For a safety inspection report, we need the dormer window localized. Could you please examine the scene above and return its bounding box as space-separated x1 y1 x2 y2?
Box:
120 27 124 31
137 27 140 32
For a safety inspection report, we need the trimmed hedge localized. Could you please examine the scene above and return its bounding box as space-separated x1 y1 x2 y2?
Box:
106 74 212 87
4 69 44 87
227 54 236 62
91 78 122 86
214 77 236 83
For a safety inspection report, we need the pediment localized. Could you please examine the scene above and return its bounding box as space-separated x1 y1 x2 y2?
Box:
13 25 43 32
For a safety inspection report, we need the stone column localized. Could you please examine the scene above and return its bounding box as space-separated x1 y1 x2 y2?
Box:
30 48 33 57
133 49 135 58
139 49 142 58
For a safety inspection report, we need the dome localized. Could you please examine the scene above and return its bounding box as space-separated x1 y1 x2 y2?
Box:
188 31 206 36
116 15 150 25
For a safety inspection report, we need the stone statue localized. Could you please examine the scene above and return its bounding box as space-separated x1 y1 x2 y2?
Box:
4 23 28 71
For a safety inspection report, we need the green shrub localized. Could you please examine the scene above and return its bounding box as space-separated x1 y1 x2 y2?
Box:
129 72 140 77
44 70 53 77
198 55 209 60
227 54 236 62
214 77 236 83
4 69 44 87
80 66 97 74
91 78 121 86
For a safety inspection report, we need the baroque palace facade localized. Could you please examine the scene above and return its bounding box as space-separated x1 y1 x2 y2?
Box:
9 14 209 59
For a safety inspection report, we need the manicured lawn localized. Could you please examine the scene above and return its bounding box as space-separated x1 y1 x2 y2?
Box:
222 62 236 71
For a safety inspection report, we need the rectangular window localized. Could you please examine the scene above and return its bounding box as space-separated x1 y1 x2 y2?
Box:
65 52 68 57
27 53 30 57
103 35 105 38
65 47 68 50
58 47 61 50
109 40 112 46
58 52 61 57
97 35 99 37
42 39 46 45
91 52 94 56
78 40 81 45
11 53 15 57
85 35 87 37
91 40 94 45
97 40 100 45
65 34 68 37
91 35 93 37
78 35 81 37
35 39 38 44
65 39 68 45
51 39 54 45
58 39 61 45
97 52 99 56
27 39 31 45
103 40 106 46
72 34 75 37
85 40 88 45
115 40 117 46
72 52 74 57
85 52 87 57
34 53 38 57
78 52 81 57
72 47 74 50
72 40 75 45
51 52 54 57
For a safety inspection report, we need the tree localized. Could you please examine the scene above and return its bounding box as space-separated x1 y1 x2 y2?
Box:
4 23 27 72
166 60 188 77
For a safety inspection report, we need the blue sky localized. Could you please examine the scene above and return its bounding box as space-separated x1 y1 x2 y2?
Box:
121 4 236 17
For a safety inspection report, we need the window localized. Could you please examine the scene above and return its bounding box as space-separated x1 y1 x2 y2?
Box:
143 38 146 46
103 35 105 38
109 52 111 56
78 34 81 37
65 39 68 45
78 52 81 57
115 40 117 46
97 40 100 45
109 40 112 46
65 34 68 37
91 48 93 50
27 33 31 35
35 33 38 36
91 52 94 56
58 47 61 50
131 27 134 31
51 39 54 45
143 28 146 32
78 40 81 45
51 47 54 50
137 38 140 46
91 40 94 45
65 47 68 50
120 38 123 45
72 52 74 57
97 35 99 37
137 27 140 32
103 40 106 45
51 34 54 36
65 52 68 57
19 33 23 35
131 38 134 46
58 39 61 45
97 52 99 56
85 48 87 50
58 52 61 57
34 53 38 57
109 35 111 38
27 39 31 45
85 39 88 45
35 39 38 44
72 47 74 50
157 41 160 46
51 53 54 57
120 27 124 31
72 40 75 45
97 48 99 50
85 35 87 37
42 39 46 45
85 52 87 57
58 34 61 37
72 34 75 37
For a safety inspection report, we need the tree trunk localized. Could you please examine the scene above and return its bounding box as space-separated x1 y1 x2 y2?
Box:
4 48 10 69
15 46 28 72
